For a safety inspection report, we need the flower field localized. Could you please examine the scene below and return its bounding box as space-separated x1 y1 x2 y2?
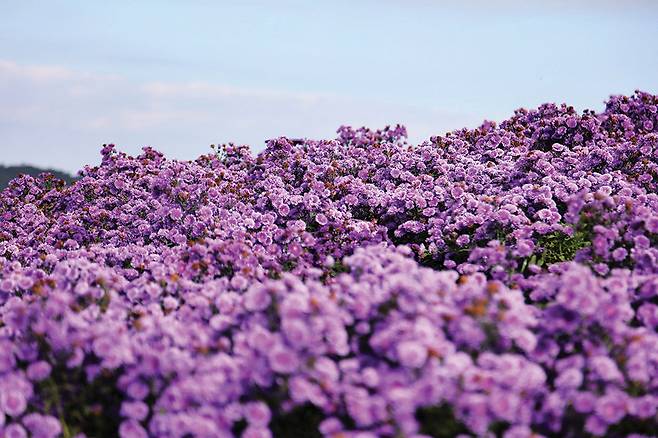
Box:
1 91 658 437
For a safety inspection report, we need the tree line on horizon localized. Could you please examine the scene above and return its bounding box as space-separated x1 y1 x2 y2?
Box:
0 165 76 190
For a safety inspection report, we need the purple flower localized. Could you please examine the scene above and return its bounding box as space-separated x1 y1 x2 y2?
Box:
120 401 149 421
244 401 271 427
243 286 272 311
595 391 627 424
1 91 658 437
319 417 343 435
450 186 463 198
629 395 656 419
282 318 310 348
396 341 428 368
572 392 597 413
0 389 27 417
268 345 299 374
645 216 658 233
3 424 27 438
242 426 272 438
169 208 183 221
611 247 628 261
585 415 608 436
0 345 17 373
589 356 623 382
21 413 62 438
315 213 328 226
489 390 520 422
555 368 583 389
26 361 52 381
503 425 535 438
126 381 150 401
119 420 148 438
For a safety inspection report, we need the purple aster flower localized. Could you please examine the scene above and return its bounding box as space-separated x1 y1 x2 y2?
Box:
396 341 428 368
0 345 17 373
450 186 463 198
489 390 520 422
319 417 343 435
230 274 248 291
361 367 380 388
585 415 608 436
120 401 149 421
268 345 299 374
595 392 627 424
611 247 628 261
637 303 658 327
590 356 623 382
456 234 470 246
572 392 597 413
0 389 27 417
118 419 148 438
315 213 328 226
26 361 52 381
645 216 658 233
503 425 535 438
0 278 14 292
3 423 28 438
242 426 272 438
282 318 310 348
634 235 651 249
126 381 150 400
169 208 183 221
243 286 272 311
555 368 583 389
629 395 657 419
21 413 62 438
244 401 271 427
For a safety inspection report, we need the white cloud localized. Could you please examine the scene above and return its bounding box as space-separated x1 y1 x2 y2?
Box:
141 81 329 104
0 59 480 173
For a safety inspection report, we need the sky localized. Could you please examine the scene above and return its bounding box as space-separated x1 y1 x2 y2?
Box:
1 0 658 173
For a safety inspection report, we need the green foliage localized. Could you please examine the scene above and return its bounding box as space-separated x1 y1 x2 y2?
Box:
521 227 591 272
416 404 471 438
327 260 350 277
269 404 325 438
38 365 124 438
281 259 297 272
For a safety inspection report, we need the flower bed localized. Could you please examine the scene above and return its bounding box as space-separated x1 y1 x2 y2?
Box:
1 91 657 437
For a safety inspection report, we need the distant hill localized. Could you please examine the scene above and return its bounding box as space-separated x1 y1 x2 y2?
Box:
0 165 77 190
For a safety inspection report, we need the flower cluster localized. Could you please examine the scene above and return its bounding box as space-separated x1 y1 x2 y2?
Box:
0 91 657 437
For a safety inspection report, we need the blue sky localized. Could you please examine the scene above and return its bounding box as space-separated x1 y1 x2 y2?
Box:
1 0 658 173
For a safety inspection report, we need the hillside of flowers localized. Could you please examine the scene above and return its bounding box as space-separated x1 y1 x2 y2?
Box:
1 91 658 438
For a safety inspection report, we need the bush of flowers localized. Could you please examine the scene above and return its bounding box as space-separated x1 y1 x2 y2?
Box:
1 91 658 437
